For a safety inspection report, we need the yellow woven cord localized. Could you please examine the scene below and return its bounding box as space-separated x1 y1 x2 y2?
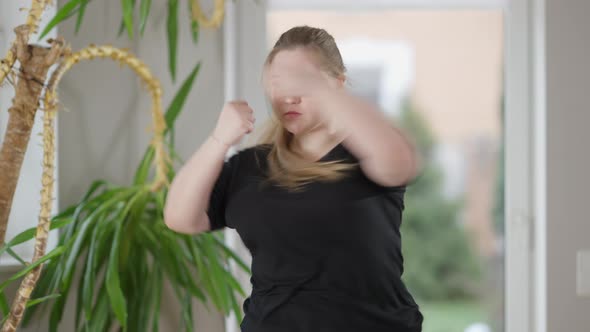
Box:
44 44 171 193
1 63 57 332
190 0 225 29
0 0 52 86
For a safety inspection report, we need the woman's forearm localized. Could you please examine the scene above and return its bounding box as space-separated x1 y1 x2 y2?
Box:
317 88 420 187
164 134 230 234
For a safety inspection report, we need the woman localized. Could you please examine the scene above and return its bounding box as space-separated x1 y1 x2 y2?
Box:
164 26 424 332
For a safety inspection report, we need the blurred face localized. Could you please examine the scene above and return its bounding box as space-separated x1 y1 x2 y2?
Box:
262 48 340 136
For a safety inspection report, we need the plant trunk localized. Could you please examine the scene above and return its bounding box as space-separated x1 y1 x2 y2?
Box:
0 28 64 332
0 26 60 246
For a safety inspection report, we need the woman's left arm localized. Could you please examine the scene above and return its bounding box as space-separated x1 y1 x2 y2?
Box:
316 87 421 187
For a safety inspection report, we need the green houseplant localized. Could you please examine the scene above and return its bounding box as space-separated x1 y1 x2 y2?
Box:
0 1 250 331
1 63 250 331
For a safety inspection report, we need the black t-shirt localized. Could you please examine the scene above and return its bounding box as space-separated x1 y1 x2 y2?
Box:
206 142 423 332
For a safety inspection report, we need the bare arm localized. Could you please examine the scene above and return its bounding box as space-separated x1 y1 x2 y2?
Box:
163 135 230 234
163 100 255 234
317 88 421 187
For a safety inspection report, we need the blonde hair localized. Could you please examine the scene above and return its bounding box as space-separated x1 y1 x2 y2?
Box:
252 26 359 193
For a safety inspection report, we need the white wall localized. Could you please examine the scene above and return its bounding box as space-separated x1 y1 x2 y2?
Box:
544 0 590 330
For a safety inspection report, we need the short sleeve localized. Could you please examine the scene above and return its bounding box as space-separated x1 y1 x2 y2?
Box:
205 152 239 232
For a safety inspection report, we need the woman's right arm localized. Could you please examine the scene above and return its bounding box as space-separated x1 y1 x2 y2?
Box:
164 100 255 234
164 134 231 234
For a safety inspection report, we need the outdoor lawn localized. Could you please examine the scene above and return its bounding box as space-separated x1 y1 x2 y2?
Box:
419 300 492 332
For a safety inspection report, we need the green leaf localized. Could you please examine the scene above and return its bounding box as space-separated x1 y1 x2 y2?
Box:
117 0 137 37
150 266 163 332
118 16 126 37
181 291 194 331
26 294 61 308
139 223 207 307
200 235 230 311
126 249 150 332
0 218 71 261
133 62 201 185
218 267 246 298
59 215 95 291
169 123 176 152
82 223 116 329
228 285 244 323
52 204 77 221
119 190 150 267
59 188 134 292
5 247 27 266
87 281 111 331
187 0 200 44
81 213 110 322
62 180 112 240
191 17 200 44
21 261 57 326
0 291 9 316
163 62 201 131
167 0 179 82
75 282 84 330
133 148 155 186
190 236 223 310
106 220 127 327
105 191 145 327
139 0 152 36
161 233 206 301
184 238 214 311
82 179 110 202
49 278 65 332
121 0 135 39
49 189 133 331
0 246 66 292
38 0 83 41
170 146 185 165
74 0 90 33
212 236 251 274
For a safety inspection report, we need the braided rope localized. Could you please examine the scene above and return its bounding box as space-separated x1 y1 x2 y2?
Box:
190 0 225 29
44 44 171 192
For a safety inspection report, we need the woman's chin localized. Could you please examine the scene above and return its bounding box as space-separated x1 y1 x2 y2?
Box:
282 123 303 135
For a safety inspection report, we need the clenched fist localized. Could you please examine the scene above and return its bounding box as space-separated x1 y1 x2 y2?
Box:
212 100 256 147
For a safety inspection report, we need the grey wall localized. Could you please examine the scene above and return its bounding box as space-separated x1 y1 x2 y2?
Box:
545 0 590 331
57 0 226 202
53 0 227 330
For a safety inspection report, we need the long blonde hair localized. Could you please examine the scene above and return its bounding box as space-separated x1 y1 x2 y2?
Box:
252 26 359 193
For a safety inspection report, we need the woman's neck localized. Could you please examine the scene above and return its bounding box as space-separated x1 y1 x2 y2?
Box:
290 130 346 162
